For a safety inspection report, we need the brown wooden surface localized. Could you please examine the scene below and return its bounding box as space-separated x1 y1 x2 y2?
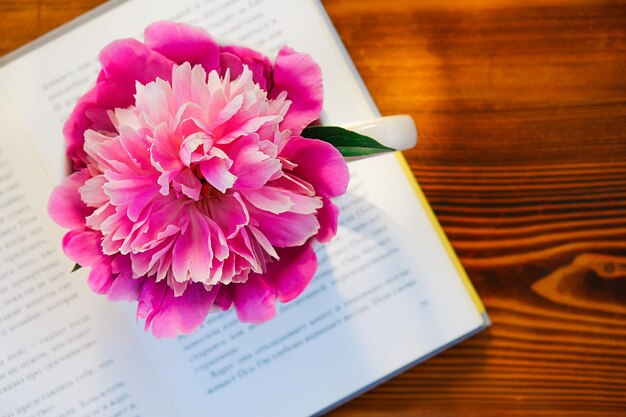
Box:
2 0 626 415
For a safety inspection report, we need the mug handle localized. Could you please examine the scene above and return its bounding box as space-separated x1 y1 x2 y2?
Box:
339 115 418 161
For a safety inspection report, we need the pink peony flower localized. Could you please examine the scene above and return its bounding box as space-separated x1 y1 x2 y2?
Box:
48 21 349 338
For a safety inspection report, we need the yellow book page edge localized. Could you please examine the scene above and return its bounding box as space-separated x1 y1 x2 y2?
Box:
395 152 486 314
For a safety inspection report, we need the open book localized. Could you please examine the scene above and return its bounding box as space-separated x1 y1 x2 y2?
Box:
0 1 489 416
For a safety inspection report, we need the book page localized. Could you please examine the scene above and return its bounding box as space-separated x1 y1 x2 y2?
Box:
0 91 177 417
126 154 485 417
0 1 487 416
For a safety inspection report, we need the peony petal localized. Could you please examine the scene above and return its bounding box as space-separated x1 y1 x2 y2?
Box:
108 107 141 132
179 132 206 167
62 229 104 267
145 21 220 73
118 126 154 170
248 225 279 260
172 168 202 201
247 184 322 215
269 47 323 134
230 135 282 190
99 38 175 88
122 197 186 256
131 237 175 278
134 78 175 127
248 205 320 248
168 274 190 297
171 208 217 283
241 187 293 214
108 274 145 301
199 156 237 193
208 192 249 239
87 258 114 295
86 202 115 231
234 274 276 324
103 171 161 222
265 244 317 303
48 169 92 229
139 281 219 338
225 228 258 272
137 279 169 330
217 114 281 145
220 45 272 90
218 52 244 80
213 283 234 311
84 127 153 177
280 136 349 198
271 172 315 196
100 211 135 255
315 197 340 243
79 175 108 208
64 82 127 169
107 255 145 301
233 158 282 190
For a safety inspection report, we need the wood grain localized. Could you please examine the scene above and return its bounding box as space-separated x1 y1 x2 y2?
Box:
2 0 626 415
322 0 626 415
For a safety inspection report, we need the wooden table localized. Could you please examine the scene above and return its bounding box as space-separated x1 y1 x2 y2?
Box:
2 0 625 415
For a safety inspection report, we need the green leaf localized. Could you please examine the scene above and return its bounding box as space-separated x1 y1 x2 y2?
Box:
72 263 82 272
301 126 394 158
